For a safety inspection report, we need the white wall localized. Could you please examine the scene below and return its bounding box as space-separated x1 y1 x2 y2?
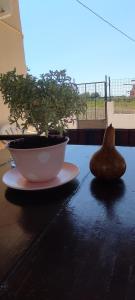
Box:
0 0 26 127
77 119 107 129
107 101 135 129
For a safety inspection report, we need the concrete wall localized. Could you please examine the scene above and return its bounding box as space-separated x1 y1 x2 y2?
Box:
77 119 107 129
107 101 135 129
0 0 26 127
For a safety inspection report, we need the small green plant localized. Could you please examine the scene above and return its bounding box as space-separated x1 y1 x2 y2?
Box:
0 69 87 136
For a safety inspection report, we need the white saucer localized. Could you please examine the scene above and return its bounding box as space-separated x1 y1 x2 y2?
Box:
2 162 79 191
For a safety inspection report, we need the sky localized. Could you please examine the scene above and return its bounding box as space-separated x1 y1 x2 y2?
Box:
19 0 135 83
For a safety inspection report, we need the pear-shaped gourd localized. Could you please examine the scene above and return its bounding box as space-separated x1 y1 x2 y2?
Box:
90 124 126 180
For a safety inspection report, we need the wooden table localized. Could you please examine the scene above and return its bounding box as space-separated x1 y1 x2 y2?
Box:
0 145 135 300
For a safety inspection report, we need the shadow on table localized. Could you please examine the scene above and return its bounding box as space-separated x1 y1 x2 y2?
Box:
5 179 79 206
90 178 126 218
5 179 80 234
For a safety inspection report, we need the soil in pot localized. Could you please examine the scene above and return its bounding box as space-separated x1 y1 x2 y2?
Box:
8 135 67 149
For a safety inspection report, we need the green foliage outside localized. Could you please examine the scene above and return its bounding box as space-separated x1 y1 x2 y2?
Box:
80 92 100 101
90 92 100 98
80 95 135 111
0 69 87 136
86 98 105 108
112 96 135 111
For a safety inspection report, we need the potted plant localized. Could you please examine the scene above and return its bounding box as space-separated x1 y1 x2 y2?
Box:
0 69 86 182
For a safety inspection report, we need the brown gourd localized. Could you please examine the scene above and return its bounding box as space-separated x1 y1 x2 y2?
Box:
89 124 126 180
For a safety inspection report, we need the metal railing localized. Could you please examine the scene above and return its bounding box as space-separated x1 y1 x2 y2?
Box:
77 77 107 120
77 76 135 117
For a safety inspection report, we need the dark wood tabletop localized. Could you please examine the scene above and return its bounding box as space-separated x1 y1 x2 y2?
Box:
0 145 135 300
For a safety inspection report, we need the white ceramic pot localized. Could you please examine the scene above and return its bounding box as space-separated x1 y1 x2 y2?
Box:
8 136 69 182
